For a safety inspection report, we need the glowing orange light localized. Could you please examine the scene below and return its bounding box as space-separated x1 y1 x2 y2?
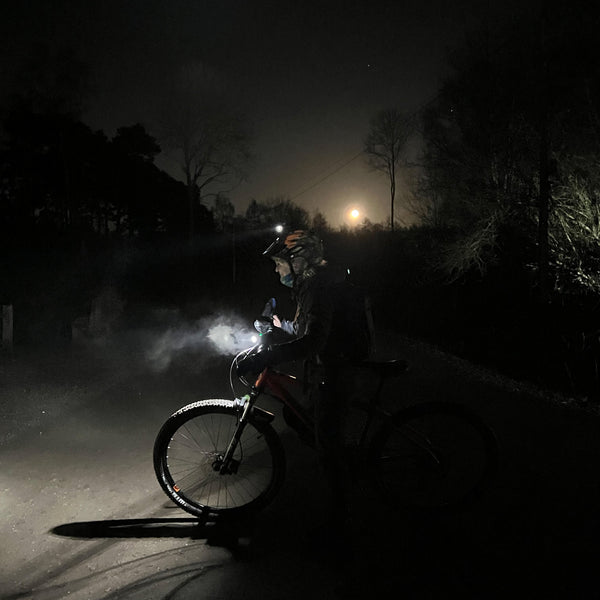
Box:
350 209 360 220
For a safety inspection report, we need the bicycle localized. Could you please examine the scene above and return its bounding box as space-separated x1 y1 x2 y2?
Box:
153 315 498 521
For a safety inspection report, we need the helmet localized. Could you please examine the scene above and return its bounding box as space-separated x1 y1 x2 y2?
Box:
263 230 324 265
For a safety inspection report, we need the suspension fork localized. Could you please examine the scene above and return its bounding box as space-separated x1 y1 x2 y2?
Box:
218 369 276 474
218 392 256 474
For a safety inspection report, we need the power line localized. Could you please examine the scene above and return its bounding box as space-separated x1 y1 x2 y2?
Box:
289 150 364 200
286 85 450 202
284 12 535 205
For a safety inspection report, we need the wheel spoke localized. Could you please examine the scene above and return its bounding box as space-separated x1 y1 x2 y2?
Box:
154 402 284 517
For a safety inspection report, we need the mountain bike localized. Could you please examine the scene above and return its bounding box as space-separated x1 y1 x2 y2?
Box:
153 311 498 521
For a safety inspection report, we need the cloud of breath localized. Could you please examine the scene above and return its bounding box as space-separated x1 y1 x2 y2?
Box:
146 313 257 372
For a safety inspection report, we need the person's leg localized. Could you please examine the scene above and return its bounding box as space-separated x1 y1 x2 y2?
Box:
314 369 350 527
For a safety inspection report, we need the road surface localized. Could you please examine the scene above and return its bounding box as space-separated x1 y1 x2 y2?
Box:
1 330 600 599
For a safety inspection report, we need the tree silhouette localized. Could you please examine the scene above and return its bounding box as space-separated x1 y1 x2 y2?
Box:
418 2 600 294
244 197 310 231
311 211 330 234
112 124 161 162
159 64 253 242
213 194 235 232
364 108 413 231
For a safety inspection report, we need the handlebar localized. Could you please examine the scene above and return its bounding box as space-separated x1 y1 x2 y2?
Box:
232 299 284 387
253 316 273 337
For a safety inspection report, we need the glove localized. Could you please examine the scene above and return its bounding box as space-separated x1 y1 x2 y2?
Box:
236 349 271 376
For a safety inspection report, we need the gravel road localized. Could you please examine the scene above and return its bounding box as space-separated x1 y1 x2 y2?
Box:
1 329 600 599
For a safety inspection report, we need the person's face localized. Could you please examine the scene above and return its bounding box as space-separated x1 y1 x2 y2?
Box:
272 257 294 287
273 257 290 277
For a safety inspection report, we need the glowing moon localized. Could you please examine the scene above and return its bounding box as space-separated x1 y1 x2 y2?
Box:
350 209 360 220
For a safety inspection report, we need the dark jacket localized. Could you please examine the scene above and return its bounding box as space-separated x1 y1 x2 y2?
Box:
271 263 360 366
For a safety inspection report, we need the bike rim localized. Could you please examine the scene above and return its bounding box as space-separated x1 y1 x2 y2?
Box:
163 411 277 515
373 406 496 509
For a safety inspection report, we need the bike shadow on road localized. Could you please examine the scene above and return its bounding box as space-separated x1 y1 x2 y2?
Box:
51 515 257 558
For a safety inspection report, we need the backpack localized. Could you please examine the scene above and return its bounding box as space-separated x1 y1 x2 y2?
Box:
325 279 375 362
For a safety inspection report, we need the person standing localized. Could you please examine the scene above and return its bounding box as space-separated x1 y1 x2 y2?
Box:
237 230 373 540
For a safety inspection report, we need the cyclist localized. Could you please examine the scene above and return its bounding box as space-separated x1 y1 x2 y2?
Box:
237 229 372 540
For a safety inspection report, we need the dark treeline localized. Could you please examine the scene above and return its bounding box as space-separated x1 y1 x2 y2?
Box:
326 228 600 402
356 2 600 401
0 106 207 347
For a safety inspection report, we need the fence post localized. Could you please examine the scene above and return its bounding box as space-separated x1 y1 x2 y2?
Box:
2 305 13 352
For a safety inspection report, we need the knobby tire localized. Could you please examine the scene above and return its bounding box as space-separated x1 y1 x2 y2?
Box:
153 399 286 519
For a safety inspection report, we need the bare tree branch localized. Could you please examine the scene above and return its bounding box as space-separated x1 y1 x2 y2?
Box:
159 63 253 240
364 108 414 231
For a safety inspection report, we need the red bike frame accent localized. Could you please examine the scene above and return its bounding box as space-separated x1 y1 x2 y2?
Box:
253 367 314 429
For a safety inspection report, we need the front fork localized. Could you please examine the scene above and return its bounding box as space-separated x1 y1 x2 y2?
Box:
215 393 254 474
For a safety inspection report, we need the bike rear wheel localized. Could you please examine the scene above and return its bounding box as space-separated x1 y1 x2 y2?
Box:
154 399 285 519
370 401 498 510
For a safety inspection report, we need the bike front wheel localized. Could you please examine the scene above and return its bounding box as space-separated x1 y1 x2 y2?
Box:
154 399 285 519
369 401 498 510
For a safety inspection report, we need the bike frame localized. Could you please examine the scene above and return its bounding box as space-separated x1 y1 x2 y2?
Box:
220 356 403 473
219 366 311 473
253 363 390 446
256 368 315 430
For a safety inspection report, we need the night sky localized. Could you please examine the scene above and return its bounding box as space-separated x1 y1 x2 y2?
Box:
2 0 528 226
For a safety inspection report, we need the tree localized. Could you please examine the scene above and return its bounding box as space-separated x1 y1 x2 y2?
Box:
1 102 191 243
364 108 413 231
551 155 600 293
417 19 546 282
213 194 235 232
160 64 253 242
1 44 94 238
112 123 160 162
418 1 600 293
109 124 176 238
311 211 330 234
